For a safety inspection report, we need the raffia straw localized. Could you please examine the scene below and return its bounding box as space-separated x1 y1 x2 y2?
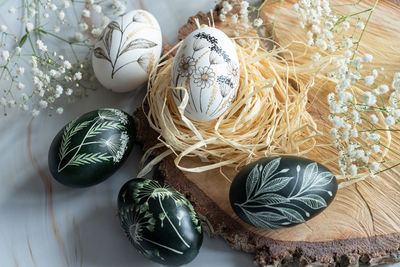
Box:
141 37 320 177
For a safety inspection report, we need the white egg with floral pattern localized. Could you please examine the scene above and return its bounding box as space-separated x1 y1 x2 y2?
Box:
92 10 162 93
171 27 240 122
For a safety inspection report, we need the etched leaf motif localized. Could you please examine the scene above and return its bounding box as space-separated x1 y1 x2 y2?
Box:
137 53 151 73
86 121 125 138
105 28 114 54
251 193 288 205
108 21 121 31
297 194 327 209
69 152 113 167
242 209 283 229
120 38 157 55
94 47 110 62
262 176 293 193
280 207 305 223
59 120 91 161
261 157 281 184
300 162 319 190
245 164 260 198
313 171 334 187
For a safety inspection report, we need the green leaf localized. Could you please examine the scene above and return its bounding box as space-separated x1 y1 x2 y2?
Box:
297 194 327 210
19 34 28 47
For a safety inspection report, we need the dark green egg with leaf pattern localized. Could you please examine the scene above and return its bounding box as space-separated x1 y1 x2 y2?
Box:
118 178 203 266
230 156 337 229
48 108 135 187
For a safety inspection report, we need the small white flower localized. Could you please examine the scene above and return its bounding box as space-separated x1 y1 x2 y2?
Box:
362 91 376 106
0 25 7 32
1 50 9 61
253 18 263 27
370 162 379 172
79 23 88 31
342 21 350 31
363 54 373 63
316 39 327 50
231 14 238 24
385 115 395 126
219 14 226 22
364 75 375 86
17 67 25 75
21 93 28 101
43 13 49 18
20 104 29 111
330 128 339 138
351 110 361 123
58 11 65 21
369 133 381 142
91 28 102 37
36 40 47 52
8 7 16 14
65 88 73 96
56 107 64 114
17 82 25 90
82 9 91 18
53 26 60 33
344 50 353 58
375 84 389 95
55 84 63 96
73 72 82 80
16 47 21 54
26 22 34 32
343 38 353 48
39 100 48 109
49 3 57 11
327 92 335 104
371 144 380 154
62 1 70 8
240 1 249 9
348 164 358 176
351 128 358 138
356 21 364 30
93 5 102 13
63 60 72 69
75 32 84 41
370 114 379 124
311 52 321 62
31 109 40 117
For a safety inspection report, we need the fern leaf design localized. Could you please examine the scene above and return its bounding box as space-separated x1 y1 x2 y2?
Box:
58 120 91 161
86 121 124 138
69 152 113 167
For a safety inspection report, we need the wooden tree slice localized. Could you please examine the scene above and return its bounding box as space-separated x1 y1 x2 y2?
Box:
136 1 400 266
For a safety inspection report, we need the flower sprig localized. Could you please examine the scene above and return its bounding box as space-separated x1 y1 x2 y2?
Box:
0 0 128 117
292 0 400 181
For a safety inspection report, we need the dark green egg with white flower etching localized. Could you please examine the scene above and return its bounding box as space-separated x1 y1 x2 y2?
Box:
48 108 135 187
230 156 337 229
118 179 203 266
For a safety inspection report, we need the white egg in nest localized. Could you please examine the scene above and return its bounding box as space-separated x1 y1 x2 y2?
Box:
171 27 240 122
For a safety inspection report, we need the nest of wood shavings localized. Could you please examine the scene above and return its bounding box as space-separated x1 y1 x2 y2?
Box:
139 35 323 178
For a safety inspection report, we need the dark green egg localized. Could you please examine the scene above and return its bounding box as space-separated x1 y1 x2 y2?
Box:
48 108 135 187
230 156 337 229
118 178 203 266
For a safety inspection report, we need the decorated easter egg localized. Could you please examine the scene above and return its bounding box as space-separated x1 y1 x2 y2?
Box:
48 108 135 187
118 179 203 266
92 10 162 92
171 27 240 122
230 156 337 229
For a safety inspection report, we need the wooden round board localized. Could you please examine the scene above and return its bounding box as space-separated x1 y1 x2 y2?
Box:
136 1 400 266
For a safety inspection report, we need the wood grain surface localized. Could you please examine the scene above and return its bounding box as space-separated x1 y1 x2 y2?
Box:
136 1 400 266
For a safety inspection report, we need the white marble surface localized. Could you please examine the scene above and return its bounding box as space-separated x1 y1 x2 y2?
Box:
0 0 254 266
0 1 398 267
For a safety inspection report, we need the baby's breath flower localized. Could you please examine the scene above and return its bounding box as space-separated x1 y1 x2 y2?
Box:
1 50 9 61
56 107 64 114
362 91 376 106
363 54 373 63
356 21 364 30
75 32 84 41
25 22 34 32
79 23 88 31
0 25 7 32
36 40 47 52
58 11 65 21
253 18 263 27
8 7 16 14
385 115 396 126
93 5 102 13
82 9 91 18
364 75 375 86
